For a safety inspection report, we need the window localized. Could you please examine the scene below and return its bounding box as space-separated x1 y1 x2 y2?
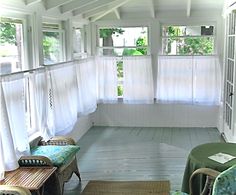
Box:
98 27 148 96
73 28 82 54
43 23 65 65
162 25 215 55
0 17 25 74
73 27 87 59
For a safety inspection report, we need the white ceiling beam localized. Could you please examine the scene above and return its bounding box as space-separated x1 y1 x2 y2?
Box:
90 0 131 22
73 0 117 16
186 0 191 17
114 8 121 19
60 0 97 14
149 0 155 18
44 0 73 10
24 0 41 5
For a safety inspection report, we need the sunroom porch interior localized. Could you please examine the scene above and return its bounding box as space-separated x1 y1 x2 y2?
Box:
0 0 235 194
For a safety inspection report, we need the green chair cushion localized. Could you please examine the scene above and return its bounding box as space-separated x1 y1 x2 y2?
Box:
170 191 188 195
31 145 80 167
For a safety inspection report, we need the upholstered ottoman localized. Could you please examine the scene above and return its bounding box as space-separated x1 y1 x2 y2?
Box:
19 136 81 195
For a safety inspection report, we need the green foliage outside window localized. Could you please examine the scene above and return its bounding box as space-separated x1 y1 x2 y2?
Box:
163 26 214 55
0 22 16 45
178 37 213 55
43 32 60 64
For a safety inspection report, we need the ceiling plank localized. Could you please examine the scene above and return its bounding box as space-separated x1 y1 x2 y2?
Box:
82 6 108 19
60 0 97 14
73 0 117 16
114 8 121 19
44 0 73 10
25 0 41 5
90 0 131 22
186 0 191 17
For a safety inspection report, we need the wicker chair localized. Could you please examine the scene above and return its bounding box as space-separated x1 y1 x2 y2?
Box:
18 136 81 195
171 167 220 195
0 185 31 195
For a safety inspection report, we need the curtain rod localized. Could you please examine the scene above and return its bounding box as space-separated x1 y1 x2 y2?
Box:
0 58 95 79
42 60 74 68
0 66 45 79
43 57 94 69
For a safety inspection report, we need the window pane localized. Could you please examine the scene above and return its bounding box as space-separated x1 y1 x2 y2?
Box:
99 27 148 47
162 37 214 55
117 60 123 97
0 21 24 74
73 28 82 53
162 26 214 36
43 31 62 65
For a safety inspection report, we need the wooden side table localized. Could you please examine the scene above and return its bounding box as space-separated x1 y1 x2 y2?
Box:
0 167 57 195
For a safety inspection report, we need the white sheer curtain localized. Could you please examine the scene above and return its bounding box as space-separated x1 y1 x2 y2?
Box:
1 77 30 156
47 63 78 135
28 71 53 140
157 56 193 103
0 134 5 180
0 84 18 174
76 59 97 115
193 56 221 104
156 55 220 104
123 56 154 104
0 76 30 173
96 56 118 103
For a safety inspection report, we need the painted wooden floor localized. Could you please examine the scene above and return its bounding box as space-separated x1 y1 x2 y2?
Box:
63 126 222 195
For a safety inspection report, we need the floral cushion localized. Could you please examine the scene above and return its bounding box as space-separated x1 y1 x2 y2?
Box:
212 164 236 195
31 145 80 167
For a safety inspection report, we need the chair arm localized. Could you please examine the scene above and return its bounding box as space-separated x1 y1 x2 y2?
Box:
189 168 220 195
18 156 53 167
39 136 76 146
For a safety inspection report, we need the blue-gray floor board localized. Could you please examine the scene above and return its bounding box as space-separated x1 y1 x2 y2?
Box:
64 126 222 195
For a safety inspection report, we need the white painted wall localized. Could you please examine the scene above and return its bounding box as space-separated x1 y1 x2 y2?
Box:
92 103 219 128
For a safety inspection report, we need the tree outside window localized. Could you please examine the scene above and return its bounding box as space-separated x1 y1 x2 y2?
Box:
0 18 24 74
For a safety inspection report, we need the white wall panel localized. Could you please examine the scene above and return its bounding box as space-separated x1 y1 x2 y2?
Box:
92 103 219 128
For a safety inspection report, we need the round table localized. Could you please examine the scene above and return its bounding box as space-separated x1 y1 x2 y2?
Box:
181 142 236 194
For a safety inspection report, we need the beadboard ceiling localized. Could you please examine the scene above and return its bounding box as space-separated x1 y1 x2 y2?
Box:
1 0 225 22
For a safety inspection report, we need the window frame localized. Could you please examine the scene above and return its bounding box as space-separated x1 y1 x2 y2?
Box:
97 26 150 57
72 27 87 59
97 25 150 98
161 24 216 56
0 16 29 74
42 23 66 65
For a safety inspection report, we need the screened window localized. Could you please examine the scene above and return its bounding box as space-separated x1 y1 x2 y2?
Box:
73 27 87 59
73 28 82 54
98 27 148 97
98 27 148 56
162 25 215 55
43 23 65 65
0 17 25 74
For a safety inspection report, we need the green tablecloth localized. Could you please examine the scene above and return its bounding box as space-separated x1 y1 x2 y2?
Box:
181 142 236 195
